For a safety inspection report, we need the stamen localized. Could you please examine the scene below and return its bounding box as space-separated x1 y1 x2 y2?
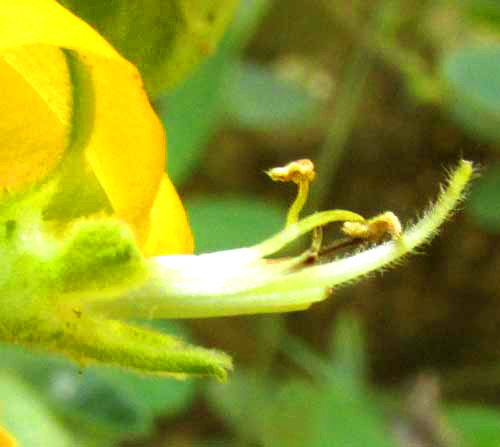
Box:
342 211 402 242
267 159 316 226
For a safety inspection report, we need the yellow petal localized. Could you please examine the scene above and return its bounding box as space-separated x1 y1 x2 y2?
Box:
0 45 71 191
0 0 162 218
0 0 192 254
143 175 194 256
0 1 119 59
81 51 165 224
0 426 16 447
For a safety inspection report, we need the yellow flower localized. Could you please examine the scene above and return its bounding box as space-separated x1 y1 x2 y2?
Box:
0 1 474 379
0 0 193 256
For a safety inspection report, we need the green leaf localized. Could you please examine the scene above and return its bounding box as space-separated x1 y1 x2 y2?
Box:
0 371 75 447
447 405 500 447
59 0 239 95
441 46 500 144
223 61 322 131
466 164 500 232
185 195 286 253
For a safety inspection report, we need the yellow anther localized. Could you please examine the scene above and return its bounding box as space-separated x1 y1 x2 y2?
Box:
266 159 316 226
266 159 316 184
342 211 402 242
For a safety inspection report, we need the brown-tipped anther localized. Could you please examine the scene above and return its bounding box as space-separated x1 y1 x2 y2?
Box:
342 211 402 242
266 159 316 184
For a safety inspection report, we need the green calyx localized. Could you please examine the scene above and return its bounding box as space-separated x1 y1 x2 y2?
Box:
0 185 231 380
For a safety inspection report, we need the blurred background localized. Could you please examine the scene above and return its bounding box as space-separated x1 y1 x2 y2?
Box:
3 0 500 445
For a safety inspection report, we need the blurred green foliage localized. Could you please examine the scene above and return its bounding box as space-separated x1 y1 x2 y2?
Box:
440 45 500 233
223 60 323 132
59 0 239 95
156 0 276 185
185 195 285 252
0 371 75 447
458 0 500 26
3 0 500 445
157 53 228 185
208 316 394 447
467 165 500 232
4 317 500 446
442 46 500 145
447 405 500 447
